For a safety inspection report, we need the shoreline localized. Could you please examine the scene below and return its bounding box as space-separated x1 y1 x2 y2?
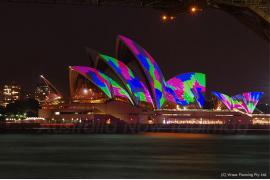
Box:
1 123 269 134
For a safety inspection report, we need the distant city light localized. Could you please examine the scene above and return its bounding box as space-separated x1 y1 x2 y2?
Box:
162 15 167 21
191 6 197 13
1 83 21 107
161 15 175 21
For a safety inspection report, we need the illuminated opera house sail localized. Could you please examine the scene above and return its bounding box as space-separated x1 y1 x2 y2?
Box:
69 66 133 104
69 35 207 110
67 35 263 113
39 35 265 124
212 91 264 114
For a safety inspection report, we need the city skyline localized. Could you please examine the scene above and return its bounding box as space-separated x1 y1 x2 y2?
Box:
0 3 269 103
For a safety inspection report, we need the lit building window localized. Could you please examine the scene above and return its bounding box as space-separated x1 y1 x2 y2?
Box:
0 83 21 107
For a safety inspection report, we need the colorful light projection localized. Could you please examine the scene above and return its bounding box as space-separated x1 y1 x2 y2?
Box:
232 94 246 111
109 78 134 104
98 53 153 106
212 91 233 110
242 92 264 114
232 92 264 114
213 91 264 114
117 35 167 109
166 72 206 107
71 66 133 104
71 66 112 98
165 80 188 106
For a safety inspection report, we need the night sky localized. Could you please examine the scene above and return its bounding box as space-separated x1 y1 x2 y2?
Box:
0 3 269 103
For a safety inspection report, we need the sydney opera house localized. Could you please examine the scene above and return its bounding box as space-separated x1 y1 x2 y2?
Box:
39 35 268 125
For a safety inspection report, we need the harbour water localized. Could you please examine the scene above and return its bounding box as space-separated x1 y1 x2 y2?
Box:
0 133 269 178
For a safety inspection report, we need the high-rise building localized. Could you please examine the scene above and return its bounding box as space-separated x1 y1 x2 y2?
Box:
34 85 50 103
0 90 4 107
1 83 21 107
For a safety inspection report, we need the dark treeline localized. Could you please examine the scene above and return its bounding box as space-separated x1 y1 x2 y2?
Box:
0 99 39 121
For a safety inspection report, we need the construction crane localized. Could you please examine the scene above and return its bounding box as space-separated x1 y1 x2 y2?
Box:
1 0 269 40
40 75 63 103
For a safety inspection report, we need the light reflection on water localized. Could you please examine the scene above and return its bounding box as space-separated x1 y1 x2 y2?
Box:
142 132 270 140
141 132 211 139
0 133 269 178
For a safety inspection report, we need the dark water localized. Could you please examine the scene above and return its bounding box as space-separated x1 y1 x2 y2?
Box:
0 133 269 179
